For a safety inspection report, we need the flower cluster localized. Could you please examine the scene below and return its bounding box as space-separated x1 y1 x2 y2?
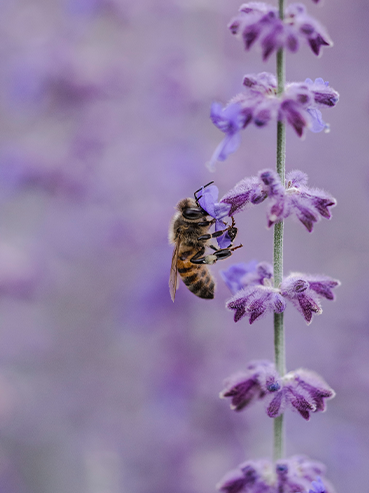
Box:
220 169 336 232
219 360 281 411
209 74 339 169
221 261 340 324
217 455 334 493
229 3 332 61
220 361 335 421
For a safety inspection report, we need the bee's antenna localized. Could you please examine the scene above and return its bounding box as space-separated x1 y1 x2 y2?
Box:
194 181 215 202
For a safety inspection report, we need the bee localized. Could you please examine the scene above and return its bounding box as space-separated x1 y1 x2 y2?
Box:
169 182 242 301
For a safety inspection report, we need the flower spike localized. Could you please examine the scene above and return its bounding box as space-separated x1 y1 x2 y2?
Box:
229 3 332 60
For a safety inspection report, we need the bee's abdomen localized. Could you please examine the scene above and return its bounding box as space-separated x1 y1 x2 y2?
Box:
178 260 215 299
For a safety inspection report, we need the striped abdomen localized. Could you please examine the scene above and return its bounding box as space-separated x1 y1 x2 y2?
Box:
177 255 215 299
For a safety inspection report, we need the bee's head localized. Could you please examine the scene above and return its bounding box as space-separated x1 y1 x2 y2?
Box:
177 198 208 221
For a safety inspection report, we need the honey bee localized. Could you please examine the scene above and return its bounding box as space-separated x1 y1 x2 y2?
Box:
169 182 242 301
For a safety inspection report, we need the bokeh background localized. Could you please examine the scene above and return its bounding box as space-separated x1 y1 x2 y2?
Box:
0 0 367 491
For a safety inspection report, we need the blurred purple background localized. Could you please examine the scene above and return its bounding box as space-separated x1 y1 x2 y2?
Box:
0 0 367 491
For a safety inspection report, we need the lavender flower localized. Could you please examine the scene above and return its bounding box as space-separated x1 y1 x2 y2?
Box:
216 467 249 493
217 459 274 493
229 3 332 60
208 102 245 171
221 363 335 421
223 262 339 324
196 183 233 248
209 73 339 166
219 360 281 411
309 477 326 493
262 169 337 231
220 176 268 216
266 368 335 420
224 261 285 323
227 284 286 324
280 273 340 324
217 456 335 493
220 259 266 294
220 169 336 232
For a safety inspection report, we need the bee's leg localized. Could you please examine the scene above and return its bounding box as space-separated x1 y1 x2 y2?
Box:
211 243 243 260
189 247 206 264
191 243 243 265
196 219 216 227
190 247 217 265
197 217 236 241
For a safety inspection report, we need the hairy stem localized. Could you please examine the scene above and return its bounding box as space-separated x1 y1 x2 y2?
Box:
273 0 286 462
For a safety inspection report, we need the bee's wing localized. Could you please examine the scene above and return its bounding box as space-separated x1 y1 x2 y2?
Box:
169 239 180 302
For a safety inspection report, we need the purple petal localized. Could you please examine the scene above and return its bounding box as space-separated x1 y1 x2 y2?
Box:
243 24 261 50
220 261 259 294
280 99 308 137
220 374 261 411
214 202 232 220
216 468 247 493
267 390 284 418
307 108 328 133
309 477 326 493
297 294 322 324
208 132 242 171
294 369 335 412
210 102 243 132
220 176 266 215
306 274 341 299
216 229 232 249
197 184 218 217
291 197 319 232
285 386 315 420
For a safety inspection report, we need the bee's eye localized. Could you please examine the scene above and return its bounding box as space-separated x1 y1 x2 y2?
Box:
183 208 205 220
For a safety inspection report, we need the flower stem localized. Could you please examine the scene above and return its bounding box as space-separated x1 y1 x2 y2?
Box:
273 0 286 462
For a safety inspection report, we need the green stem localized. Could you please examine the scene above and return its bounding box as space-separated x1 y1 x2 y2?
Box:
273 0 286 462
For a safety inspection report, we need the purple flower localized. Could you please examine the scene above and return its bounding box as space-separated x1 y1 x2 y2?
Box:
219 169 336 232
227 284 286 324
217 456 335 493
222 262 339 325
220 176 268 216
280 273 340 324
267 369 335 420
220 360 281 411
208 102 245 171
264 169 337 231
216 467 248 493
305 77 339 107
217 459 274 493
309 477 326 493
197 184 233 248
209 74 339 164
220 260 259 294
228 3 332 60
224 262 285 323
221 362 335 421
